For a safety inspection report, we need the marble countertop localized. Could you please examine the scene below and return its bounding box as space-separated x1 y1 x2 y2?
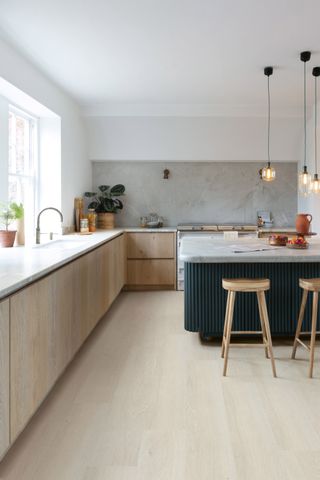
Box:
0 227 178 301
258 226 296 233
124 227 177 232
0 230 124 301
180 236 320 263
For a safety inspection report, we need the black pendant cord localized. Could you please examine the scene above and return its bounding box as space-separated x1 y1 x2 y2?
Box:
315 74 318 175
267 74 271 167
304 61 307 169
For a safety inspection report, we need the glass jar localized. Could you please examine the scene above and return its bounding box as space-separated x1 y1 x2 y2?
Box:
80 217 89 233
140 216 147 228
88 209 97 232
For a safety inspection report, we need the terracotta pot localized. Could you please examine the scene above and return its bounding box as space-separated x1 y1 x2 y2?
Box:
97 213 115 229
296 213 312 234
0 230 16 248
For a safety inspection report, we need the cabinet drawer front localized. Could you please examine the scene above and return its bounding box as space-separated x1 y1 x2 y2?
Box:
127 233 174 259
127 260 175 285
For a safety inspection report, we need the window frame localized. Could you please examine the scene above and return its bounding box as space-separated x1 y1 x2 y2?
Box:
8 104 39 232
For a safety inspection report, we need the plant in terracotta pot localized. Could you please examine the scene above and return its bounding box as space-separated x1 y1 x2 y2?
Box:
84 184 125 229
0 202 24 247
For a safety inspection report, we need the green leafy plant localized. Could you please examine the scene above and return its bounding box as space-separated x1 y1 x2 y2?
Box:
0 202 24 231
84 185 125 213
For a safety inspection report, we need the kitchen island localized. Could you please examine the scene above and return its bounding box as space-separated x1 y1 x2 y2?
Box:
180 237 320 338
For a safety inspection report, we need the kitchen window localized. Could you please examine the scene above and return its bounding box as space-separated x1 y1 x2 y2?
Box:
8 106 38 242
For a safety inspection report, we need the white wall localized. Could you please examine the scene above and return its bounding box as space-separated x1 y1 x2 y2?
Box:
0 37 90 227
39 117 61 210
85 115 301 162
298 103 320 234
0 96 8 203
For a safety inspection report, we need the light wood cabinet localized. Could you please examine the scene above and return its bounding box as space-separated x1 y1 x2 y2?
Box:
126 232 176 290
10 233 125 442
10 263 75 441
105 233 126 303
73 248 98 344
127 232 174 258
0 299 9 459
127 259 175 286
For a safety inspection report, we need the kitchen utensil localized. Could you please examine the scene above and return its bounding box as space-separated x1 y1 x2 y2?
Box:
146 221 160 228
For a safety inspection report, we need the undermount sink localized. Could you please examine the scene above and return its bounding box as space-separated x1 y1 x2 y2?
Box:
33 237 89 250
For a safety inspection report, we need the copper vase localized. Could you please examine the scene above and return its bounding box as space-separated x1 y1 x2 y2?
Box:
296 213 312 234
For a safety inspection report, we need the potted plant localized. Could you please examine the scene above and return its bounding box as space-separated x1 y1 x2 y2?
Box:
84 184 125 229
0 202 24 247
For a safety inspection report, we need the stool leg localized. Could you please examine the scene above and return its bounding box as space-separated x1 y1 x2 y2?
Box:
309 291 318 378
221 291 230 358
257 292 269 358
258 291 277 378
292 289 308 359
223 291 236 377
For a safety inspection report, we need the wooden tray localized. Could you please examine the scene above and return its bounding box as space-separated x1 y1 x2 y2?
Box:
286 243 309 249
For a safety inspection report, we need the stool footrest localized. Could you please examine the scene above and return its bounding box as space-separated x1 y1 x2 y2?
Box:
227 343 268 348
298 331 320 335
230 330 263 335
296 338 311 351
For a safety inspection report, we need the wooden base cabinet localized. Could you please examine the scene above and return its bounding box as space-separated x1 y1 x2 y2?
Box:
126 232 176 290
127 232 174 259
10 265 74 441
9 234 125 443
127 259 175 287
0 300 9 459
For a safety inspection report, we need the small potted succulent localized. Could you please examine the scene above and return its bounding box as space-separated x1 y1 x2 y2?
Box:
0 202 24 247
84 184 125 229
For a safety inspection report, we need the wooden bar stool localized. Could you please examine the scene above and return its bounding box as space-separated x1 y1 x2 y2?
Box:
292 278 320 378
221 278 276 377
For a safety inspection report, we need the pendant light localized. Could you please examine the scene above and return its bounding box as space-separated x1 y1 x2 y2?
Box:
260 67 276 182
311 66 320 194
298 51 312 196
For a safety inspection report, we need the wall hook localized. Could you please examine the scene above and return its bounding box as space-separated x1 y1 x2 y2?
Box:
163 169 170 179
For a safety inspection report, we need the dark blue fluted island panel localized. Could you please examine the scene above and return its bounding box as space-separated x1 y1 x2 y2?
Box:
184 262 320 336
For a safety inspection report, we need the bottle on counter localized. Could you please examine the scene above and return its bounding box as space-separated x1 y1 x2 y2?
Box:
88 209 97 232
74 197 84 232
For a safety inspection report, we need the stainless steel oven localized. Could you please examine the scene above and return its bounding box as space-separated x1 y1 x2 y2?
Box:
177 223 258 290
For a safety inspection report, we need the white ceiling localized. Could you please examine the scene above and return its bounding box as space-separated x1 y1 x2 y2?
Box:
0 0 320 114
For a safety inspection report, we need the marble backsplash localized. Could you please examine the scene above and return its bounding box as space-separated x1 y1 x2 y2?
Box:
92 161 297 227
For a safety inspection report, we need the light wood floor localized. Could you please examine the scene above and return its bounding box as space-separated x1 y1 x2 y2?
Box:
0 291 319 480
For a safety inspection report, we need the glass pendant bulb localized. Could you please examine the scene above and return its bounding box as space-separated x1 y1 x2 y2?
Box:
311 173 320 194
312 67 320 195
260 67 276 182
298 165 312 196
299 51 312 196
261 163 276 182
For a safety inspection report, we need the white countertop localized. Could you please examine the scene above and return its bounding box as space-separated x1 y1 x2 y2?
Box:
124 227 177 232
0 230 124 300
0 227 177 301
180 236 320 263
258 226 297 233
